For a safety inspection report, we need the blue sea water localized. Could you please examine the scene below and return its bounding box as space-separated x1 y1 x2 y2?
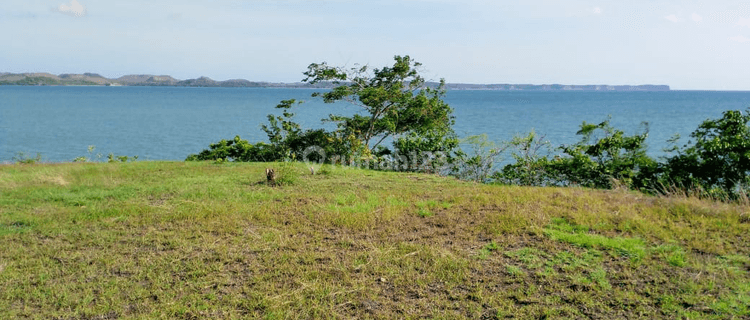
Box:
1 86 749 163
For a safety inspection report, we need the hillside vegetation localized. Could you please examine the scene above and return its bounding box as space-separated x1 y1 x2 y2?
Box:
1 161 749 319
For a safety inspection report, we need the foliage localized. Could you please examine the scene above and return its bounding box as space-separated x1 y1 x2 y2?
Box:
186 100 362 164
664 109 750 199
302 55 460 169
545 119 659 190
262 99 369 165
12 152 42 164
262 99 303 150
490 111 750 202
450 134 505 183
270 160 300 186
184 54 749 201
491 120 658 190
73 145 101 163
185 136 281 162
391 125 461 173
189 55 460 172
107 154 138 163
494 130 554 186
72 146 138 163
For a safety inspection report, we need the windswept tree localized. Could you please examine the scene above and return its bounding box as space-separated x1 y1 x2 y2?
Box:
302 55 460 165
188 55 460 171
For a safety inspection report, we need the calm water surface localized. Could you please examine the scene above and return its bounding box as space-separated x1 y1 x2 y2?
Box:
1 86 749 162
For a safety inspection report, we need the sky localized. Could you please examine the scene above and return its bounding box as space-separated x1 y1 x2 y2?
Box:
2 0 750 90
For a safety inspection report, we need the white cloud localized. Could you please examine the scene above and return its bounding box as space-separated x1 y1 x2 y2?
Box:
56 0 87 17
664 14 681 23
729 35 750 43
593 7 602 15
739 18 750 28
691 13 702 22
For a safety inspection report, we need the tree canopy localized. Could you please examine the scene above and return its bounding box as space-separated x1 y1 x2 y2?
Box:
188 55 460 171
301 55 458 158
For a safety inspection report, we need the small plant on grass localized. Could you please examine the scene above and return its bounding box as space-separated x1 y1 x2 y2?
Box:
654 244 687 267
504 247 546 269
107 153 138 163
417 207 433 217
415 200 437 217
478 241 499 260
74 145 102 162
505 265 525 277
72 146 136 163
13 152 42 164
317 164 333 176
589 267 611 290
270 158 299 186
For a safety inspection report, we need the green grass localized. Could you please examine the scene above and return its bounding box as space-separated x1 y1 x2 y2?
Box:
1 161 750 319
545 218 649 262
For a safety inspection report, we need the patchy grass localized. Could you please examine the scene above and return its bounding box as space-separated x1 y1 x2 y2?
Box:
545 218 649 262
1 161 749 319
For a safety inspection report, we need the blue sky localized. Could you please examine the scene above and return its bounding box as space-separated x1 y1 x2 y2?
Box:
2 0 750 90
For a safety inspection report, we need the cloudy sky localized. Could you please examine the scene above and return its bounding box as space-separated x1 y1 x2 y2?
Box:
2 0 750 90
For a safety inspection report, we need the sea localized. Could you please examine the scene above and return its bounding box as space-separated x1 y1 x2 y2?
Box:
1 86 750 163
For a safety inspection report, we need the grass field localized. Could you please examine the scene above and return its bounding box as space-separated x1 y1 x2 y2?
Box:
1 161 749 319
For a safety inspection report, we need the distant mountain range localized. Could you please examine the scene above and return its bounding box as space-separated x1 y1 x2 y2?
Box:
0 72 670 91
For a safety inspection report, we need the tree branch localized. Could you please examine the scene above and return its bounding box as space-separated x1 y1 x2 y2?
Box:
372 133 391 150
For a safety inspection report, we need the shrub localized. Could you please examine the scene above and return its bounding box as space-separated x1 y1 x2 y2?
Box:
450 134 505 182
545 119 658 190
186 136 282 162
494 130 555 186
13 152 42 164
663 109 750 199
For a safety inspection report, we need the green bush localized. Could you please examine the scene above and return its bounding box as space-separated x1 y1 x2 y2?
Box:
13 152 42 164
493 110 750 202
186 136 282 162
494 130 555 186
663 109 750 199
450 134 504 182
493 120 659 190
547 119 658 189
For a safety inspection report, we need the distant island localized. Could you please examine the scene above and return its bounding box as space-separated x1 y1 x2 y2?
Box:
0 72 670 91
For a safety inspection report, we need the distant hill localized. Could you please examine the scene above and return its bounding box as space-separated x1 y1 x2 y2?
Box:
116 75 179 86
0 72 671 91
0 73 99 86
59 73 110 85
176 76 217 87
